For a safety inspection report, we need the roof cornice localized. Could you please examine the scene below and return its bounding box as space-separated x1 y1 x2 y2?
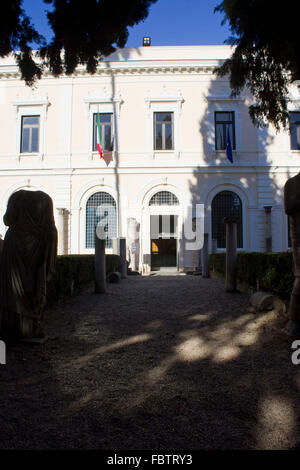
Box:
0 61 225 81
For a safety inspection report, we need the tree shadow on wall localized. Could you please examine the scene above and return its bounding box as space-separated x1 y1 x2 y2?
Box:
186 70 289 266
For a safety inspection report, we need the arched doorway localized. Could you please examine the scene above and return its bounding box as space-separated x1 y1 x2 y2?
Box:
149 190 179 271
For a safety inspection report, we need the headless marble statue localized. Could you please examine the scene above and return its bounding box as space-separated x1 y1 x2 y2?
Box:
284 173 300 335
0 190 57 339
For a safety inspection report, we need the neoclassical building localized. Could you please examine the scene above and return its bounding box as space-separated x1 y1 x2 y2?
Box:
0 45 299 273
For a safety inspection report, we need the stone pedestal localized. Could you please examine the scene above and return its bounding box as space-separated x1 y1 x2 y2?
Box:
95 227 106 294
224 217 238 292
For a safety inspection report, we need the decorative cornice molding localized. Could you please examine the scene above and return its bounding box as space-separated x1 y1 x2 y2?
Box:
84 87 122 105
145 85 184 104
84 88 123 117
12 93 50 108
0 63 220 81
71 64 217 76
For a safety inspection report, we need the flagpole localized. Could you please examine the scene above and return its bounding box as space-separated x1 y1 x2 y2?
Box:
96 105 103 158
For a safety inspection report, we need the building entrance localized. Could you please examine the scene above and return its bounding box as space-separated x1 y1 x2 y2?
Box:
150 215 178 271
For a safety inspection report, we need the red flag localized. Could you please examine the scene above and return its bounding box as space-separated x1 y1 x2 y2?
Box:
96 112 103 158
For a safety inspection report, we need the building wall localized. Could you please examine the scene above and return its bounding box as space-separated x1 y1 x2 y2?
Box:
0 46 299 271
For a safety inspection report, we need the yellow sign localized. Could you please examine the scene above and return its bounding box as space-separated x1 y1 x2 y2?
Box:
151 241 159 253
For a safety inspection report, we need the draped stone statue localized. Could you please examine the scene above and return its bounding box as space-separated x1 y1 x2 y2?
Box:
127 218 140 272
0 190 57 339
284 173 300 336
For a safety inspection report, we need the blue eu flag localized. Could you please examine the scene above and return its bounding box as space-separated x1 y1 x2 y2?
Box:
226 127 233 163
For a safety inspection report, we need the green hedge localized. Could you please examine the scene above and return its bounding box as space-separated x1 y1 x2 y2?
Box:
209 252 294 301
46 254 120 304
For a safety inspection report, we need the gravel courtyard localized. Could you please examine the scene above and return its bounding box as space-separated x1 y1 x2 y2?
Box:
1 273 299 450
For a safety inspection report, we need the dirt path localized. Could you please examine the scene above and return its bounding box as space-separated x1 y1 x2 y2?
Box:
0 274 299 450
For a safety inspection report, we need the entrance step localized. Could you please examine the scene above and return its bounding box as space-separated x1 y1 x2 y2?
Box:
159 267 178 272
149 268 185 276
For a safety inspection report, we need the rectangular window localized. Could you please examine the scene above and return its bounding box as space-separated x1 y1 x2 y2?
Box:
20 116 40 153
215 111 235 151
154 112 174 150
290 112 300 150
93 113 113 152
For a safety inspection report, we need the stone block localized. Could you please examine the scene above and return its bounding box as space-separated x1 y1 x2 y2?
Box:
249 291 286 315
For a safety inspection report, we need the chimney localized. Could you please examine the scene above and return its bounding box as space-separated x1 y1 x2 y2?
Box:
143 37 151 46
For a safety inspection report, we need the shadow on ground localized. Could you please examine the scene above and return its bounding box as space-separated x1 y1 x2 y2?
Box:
0 275 298 450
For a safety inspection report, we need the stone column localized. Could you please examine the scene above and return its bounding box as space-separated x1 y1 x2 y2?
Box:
264 206 272 252
224 217 238 292
120 237 127 279
57 208 66 255
0 340 5 365
201 233 210 278
112 238 119 255
70 207 80 254
94 227 106 294
211 238 217 253
248 206 258 251
272 207 284 252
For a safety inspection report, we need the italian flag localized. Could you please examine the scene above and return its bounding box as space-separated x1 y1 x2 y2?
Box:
96 112 103 158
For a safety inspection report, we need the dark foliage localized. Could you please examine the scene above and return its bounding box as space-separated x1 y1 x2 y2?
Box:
0 0 157 86
215 0 299 130
0 0 45 85
209 252 294 302
46 254 120 304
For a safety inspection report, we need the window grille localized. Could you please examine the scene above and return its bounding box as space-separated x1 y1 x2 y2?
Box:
86 192 117 248
211 191 243 248
149 191 179 206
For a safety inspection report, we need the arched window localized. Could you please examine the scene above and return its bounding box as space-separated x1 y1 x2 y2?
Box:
211 191 243 248
86 192 117 248
149 191 179 206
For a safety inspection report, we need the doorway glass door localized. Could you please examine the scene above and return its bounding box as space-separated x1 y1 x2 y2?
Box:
150 215 178 271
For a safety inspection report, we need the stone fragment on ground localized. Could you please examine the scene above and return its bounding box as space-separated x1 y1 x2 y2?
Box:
248 291 286 315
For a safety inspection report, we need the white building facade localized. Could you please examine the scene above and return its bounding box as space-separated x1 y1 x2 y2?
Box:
0 45 299 273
